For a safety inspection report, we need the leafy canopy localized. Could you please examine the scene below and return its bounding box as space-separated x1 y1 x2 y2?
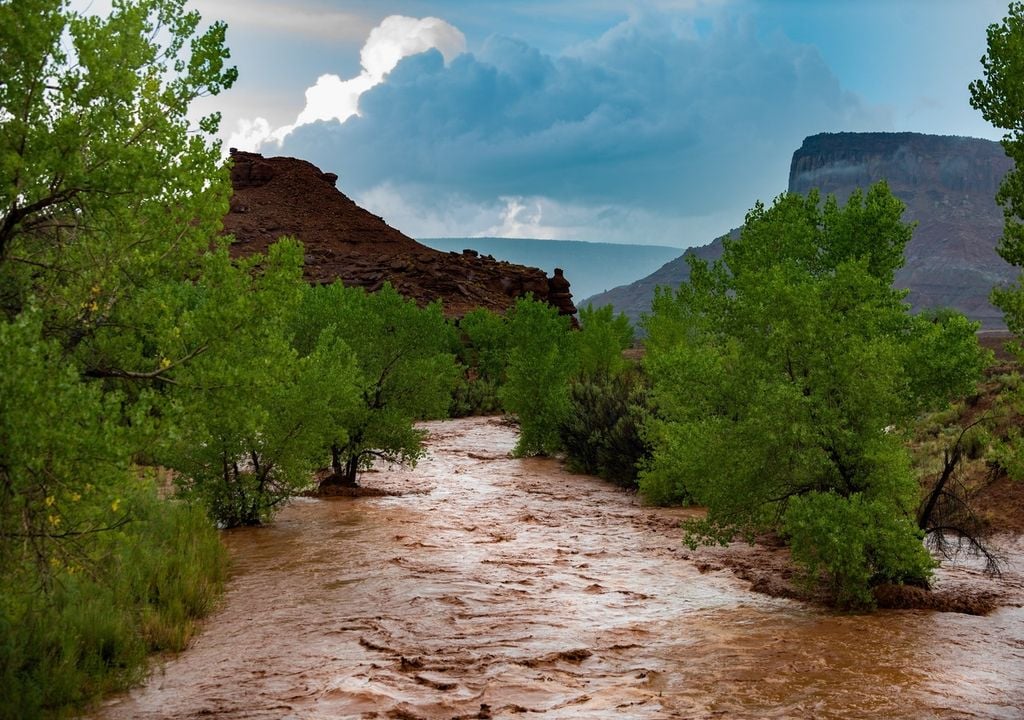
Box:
641 184 988 606
971 1 1024 282
0 0 236 712
501 295 576 456
294 282 458 486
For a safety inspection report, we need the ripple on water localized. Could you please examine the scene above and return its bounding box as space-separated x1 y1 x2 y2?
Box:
94 417 1024 720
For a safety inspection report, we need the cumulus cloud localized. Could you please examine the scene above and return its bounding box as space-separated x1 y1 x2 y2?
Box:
278 10 887 244
227 15 466 150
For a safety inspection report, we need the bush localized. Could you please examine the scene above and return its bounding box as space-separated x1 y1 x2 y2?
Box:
560 370 652 488
0 487 225 718
501 297 575 456
989 428 1024 480
784 491 934 609
450 373 503 417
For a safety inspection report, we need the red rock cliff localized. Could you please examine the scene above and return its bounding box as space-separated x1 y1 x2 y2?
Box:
223 150 575 318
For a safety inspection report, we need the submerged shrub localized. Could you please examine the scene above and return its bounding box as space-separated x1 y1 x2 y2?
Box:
784 491 934 609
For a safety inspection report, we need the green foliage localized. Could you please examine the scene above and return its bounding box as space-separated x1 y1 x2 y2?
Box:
0 488 225 718
501 296 576 456
157 242 362 525
970 4 1024 479
0 1 235 712
971 2 1024 281
784 492 935 608
641 185 988 604
0 314 225 715
990 427 1024 479
457 307 510 385
574 303 634 380
557 303 647 483
295 282 458 485
559 369 652 488
450 308 509 417
0 0 236 357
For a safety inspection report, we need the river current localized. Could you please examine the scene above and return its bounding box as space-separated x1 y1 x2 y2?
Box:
94 416 1024 719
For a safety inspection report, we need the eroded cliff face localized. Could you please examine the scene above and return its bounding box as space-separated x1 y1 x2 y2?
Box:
223 151 576 318
790 132 1013 327
585 132 1016 329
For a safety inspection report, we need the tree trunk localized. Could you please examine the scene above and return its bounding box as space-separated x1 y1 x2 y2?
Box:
331 443 343 477
344 455 361 486
918 443 961 531
320 447 360 488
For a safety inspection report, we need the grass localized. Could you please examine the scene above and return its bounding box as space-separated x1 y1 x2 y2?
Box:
0 482 226 719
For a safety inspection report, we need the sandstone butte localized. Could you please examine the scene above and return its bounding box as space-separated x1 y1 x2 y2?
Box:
222 150 577 319
585 132 1015 329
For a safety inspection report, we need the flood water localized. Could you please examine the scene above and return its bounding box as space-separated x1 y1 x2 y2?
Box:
96 417 1024 719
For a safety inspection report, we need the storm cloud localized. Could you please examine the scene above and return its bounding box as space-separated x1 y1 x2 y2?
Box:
274 11 886 243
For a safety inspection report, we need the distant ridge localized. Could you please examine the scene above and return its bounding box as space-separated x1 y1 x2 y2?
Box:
420 237 681 302
584 132 1015 329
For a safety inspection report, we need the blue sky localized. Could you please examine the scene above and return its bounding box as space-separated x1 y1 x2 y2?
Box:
186 0 1009 246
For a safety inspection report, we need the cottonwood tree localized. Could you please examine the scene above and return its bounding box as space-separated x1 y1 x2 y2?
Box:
294 282 458 487
0 0 238 711
159 242 361 526
642 185 989 607
971 1 1024 328
501 295 576 456
0 0 238 584
970 2 1024 488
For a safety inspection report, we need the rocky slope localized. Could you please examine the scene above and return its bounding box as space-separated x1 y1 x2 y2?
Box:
420 237 681 301
585 132 1016 329
223 151 576 317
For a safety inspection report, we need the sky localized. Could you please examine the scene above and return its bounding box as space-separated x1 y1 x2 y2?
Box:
175 0 1012 247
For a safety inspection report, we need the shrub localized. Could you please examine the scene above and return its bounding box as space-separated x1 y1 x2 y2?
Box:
501 297 575 456
560 370 652 488
784 491 935 609
0 486 225 718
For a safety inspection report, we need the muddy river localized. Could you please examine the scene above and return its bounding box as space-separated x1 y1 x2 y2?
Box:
96 417 1024 719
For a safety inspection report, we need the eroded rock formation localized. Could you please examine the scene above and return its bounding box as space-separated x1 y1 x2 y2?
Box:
789 133 1013 327
585 132 1016 329
222 150 574 318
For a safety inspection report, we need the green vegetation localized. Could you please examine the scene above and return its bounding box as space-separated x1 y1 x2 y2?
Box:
640 185 989 607
559 368 652 488
295 282 458 487
1 0 238 713
497 297 642 464
452 298 647 486
971 1 1024 288
558 306 650 487
451 307 509 416
159 242 363 524
971 1 1024 477
501 296 577 456
0 0 463 711
2 2 1020 713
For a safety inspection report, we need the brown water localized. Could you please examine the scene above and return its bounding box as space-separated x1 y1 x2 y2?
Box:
96 417 1024 719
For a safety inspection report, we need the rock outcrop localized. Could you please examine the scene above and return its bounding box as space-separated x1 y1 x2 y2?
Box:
791 133 1013 327
585 132 1016 329
222 150 573 318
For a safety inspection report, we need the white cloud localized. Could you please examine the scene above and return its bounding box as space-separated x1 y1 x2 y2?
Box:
226 15 466 151
277 9 885 246
354 182 735 246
